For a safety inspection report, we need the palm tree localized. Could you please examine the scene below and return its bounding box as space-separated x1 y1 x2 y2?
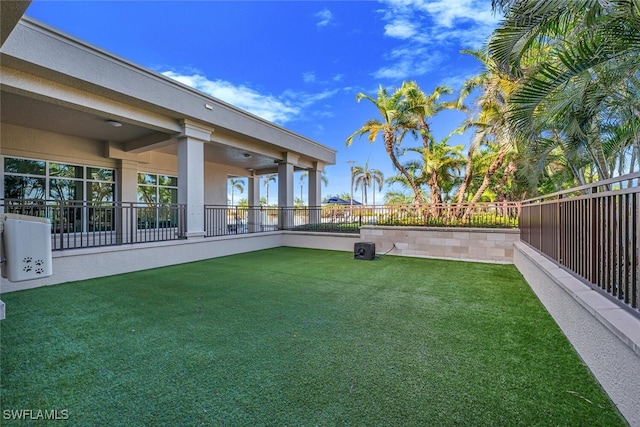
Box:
455 49 521 215
385 160 425 200
407 135 465 204
383 191 414 205
299 173 306 205
489 0 640 181
229 178 245 206
352 160 384 206
347 85 425 204
401 81 463 150
263 174 277 206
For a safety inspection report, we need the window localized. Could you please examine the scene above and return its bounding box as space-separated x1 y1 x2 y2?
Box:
2 157 115 232
137 173 178 229
137 173 177 204
3 157 115 202
3 158 46 199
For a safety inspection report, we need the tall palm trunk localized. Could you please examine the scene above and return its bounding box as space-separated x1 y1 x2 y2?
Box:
454 146 475 212
384 131 425 205
363 179 368 205
265 182 269 206
463 145 509 219
428 170 442 204
419 117 431 149
494 160 517 202
419 121 445 205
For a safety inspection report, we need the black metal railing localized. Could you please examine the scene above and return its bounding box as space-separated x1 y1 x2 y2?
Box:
1 199 186 250
204 203 520 236
204 205 280 236
3 200 520 249
520 172 640 316
293 203 520 231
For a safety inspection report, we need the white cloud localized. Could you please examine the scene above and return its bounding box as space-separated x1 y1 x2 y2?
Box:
420 0 498 28
302 72 316 83
373 0 501 80
315 9 333 27
382 0 498 30
162 71 339 125
378 0 499 47
282 88 340 108
373 48 444 80
384 19 418 39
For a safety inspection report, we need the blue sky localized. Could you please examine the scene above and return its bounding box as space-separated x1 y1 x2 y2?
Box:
25 0 502 204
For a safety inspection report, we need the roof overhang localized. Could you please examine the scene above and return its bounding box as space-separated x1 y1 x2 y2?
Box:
0 0 31 47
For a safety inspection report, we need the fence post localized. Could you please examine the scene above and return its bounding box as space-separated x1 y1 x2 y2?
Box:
590 186 599 287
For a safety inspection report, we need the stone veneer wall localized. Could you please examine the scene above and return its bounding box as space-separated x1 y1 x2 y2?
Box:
359 225 520 263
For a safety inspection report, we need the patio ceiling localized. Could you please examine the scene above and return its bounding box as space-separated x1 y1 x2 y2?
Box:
1 90 289 173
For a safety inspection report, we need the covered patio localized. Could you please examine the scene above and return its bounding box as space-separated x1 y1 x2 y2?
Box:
0 14 335 242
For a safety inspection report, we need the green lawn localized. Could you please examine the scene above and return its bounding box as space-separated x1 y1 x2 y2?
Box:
0 248 625 426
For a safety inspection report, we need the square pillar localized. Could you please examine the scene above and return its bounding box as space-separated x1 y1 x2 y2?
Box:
278 153 298 229
308 164 323 207
247 173 261 233
116 159 138 244
118 159 139 203
308 164 324 225
178 121 211 238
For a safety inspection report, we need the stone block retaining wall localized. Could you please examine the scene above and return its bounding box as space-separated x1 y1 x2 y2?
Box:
360 225 520 263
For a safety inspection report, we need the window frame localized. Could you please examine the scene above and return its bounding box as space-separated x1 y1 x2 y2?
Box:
2 156 117 233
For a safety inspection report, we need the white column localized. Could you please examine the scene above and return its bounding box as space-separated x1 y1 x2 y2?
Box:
118 159 138 203
308 163 324 207
247 172 261 232
308 163 324 225
278 153 298 229
178 121 211 238
116 159 138 244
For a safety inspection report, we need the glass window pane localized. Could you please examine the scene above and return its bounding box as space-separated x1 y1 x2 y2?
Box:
88 168 114 182
159 187 178 204
50 179 83 200
137 185 157 203
90 182 114 202
158 175 177 186
138 173 156 185
4 175 46 199
4 158 45 175
50 163 83 179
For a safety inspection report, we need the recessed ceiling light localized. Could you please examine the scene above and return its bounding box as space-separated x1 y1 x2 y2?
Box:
106 120 122 127
205 104 213 110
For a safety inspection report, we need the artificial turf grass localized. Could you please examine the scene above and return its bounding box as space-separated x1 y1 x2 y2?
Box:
0 247 626 426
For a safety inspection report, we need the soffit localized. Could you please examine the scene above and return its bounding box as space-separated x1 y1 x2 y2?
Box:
1 91 286 173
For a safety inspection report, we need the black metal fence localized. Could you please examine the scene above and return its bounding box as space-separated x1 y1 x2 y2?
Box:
1 199 186 250
294 203 520 231
204 203 520 236
204 205 279 236
520 172 640 316
3 200 520 248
